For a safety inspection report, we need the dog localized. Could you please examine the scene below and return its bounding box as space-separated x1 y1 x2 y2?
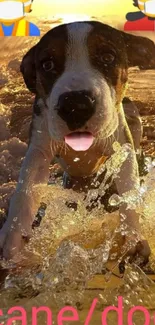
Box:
0 21 155 261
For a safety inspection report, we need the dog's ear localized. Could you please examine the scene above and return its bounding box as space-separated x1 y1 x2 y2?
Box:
122 32 155 69
20 45 37 93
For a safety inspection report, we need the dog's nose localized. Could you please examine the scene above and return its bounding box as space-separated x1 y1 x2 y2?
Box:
56 90 96 130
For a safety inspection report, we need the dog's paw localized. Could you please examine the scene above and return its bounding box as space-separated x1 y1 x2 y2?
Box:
0 221 32 260
128 239 151 265
119 238 151 274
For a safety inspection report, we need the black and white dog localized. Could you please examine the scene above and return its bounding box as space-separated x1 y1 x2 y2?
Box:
1 21 155 260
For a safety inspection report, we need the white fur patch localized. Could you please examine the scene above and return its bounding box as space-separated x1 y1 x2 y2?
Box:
66 22 93 72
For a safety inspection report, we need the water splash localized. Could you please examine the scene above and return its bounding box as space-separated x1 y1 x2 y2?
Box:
0 143 155 322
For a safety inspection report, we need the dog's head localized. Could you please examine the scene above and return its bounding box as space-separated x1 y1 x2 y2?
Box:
20 21 155 151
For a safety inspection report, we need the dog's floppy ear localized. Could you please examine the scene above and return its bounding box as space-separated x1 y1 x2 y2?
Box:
122 32 155 69
20 45 37 93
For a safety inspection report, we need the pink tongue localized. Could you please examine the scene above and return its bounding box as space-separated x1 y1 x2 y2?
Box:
65 132 94 151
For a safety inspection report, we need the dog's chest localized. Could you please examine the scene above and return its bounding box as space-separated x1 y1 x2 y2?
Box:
56 145 108 177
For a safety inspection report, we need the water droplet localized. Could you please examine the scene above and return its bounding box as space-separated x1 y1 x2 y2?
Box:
110 253 118 260
109 194 122 206
120 213 127 222
139 185 147 195
112 141 121 152
38 208 46 218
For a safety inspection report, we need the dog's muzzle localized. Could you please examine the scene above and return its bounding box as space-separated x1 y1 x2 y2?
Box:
55 90 96 131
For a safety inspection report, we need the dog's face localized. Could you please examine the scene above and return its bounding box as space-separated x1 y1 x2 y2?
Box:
21 21 155 151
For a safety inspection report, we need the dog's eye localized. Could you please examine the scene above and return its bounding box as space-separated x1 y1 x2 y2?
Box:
100 52 116 64
42 59 54 71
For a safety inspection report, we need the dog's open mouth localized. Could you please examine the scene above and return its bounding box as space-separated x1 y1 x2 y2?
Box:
65 132 94 151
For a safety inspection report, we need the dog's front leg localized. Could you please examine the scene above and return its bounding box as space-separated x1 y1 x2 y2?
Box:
0 143 53 259
115 146 150 263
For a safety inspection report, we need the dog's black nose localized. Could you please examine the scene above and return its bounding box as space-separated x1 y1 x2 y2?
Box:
56 90 96 130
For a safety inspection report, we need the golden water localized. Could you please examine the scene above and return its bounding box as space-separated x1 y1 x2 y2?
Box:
0 144 155 324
